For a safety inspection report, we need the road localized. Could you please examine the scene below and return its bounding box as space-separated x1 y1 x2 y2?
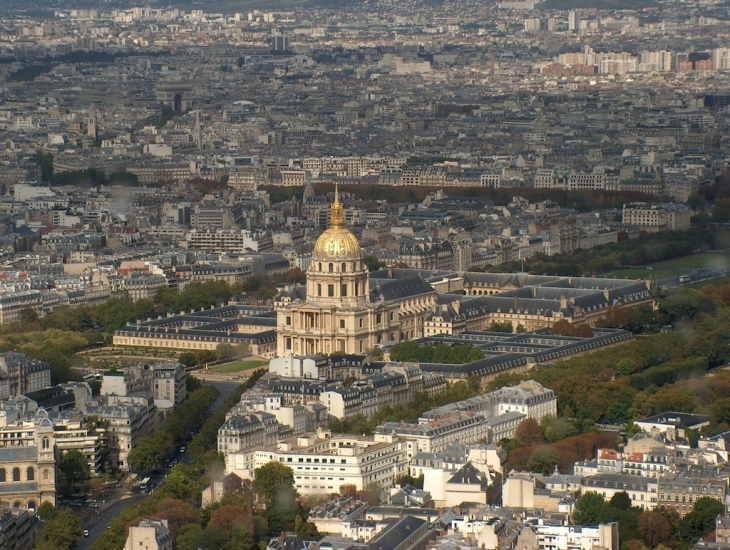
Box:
75 379 241 549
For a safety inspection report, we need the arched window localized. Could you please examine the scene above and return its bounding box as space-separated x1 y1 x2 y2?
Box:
329 263 333 273
26 468 34 482
42 437 49 450
42 470 49 481
12 502 21 509
341 263 346 272
12 469 20 482
0 469 5 483
26 501 36 512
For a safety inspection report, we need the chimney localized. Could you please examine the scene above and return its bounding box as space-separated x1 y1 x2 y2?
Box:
388 266 393 278
514 296 519 310
560 295 567 309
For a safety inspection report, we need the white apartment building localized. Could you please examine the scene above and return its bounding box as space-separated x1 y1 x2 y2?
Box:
152 362 187 410
580 474 658 510
226 430 407 494
217 412 279 455
375 413 490 461
186 229 274 253
517 521 619 550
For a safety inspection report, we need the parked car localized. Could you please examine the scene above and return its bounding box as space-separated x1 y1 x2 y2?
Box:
83 529 89 537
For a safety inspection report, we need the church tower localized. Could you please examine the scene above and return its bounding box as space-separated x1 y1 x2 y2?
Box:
87 106 97 140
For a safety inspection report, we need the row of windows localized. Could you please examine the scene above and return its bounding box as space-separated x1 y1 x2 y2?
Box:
0 467 39 482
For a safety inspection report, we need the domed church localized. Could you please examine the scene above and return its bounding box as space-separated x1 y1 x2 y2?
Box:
275 185 437 357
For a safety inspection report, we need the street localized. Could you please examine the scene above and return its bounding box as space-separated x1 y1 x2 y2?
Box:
74 379 241 549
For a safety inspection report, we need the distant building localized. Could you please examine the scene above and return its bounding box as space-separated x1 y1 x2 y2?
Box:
622 203 691 233
124 519 172 550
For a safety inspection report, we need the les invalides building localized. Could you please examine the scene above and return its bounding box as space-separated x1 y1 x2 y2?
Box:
275 185 437 357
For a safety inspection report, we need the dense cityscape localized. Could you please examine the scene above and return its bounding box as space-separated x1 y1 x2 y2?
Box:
1 0 730 549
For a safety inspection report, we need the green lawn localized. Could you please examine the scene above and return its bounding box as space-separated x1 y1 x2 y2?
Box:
210 359 268 373
685 276 730 290
609 253 730 280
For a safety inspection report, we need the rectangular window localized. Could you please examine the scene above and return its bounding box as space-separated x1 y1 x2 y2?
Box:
341 284 348 297
340 319 345 329
286 338 292 350
328 285 334 297
286 316 291 325
390 312 394 321
377 313 382 324
359 319 363 328
318 284 322 296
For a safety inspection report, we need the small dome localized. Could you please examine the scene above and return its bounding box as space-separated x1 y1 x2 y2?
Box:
313 227 362 259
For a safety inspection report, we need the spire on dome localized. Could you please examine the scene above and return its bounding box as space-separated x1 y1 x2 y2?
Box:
330 182 344 228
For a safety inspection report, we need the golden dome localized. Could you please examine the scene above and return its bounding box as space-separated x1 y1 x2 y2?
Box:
312 183 362 259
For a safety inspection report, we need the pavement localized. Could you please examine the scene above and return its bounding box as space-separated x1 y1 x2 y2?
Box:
73 379 241 549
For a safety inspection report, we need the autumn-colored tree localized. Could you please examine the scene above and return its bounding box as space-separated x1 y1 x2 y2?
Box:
515 418 544 446
551 319 572 336
602 307 630 328
355 489 378 506
638 511 672 549
717 284 730 306
154 498 201 540
208 504 250 537
285 268 305 285
339 484 357 498
571 324 594 338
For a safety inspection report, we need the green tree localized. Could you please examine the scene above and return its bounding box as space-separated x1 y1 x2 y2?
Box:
609 491 633 511
573 492 608 525
37 501 58 520
253 462 295 502
526 446 560 475
616 359 638 376
35 508 83 550
363 255 387 272
58 449 90 489
127 436 160 472
712 198 730 223
678 497 725 546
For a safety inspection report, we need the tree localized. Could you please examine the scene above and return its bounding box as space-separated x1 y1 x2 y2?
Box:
340 484 357 498
37 502 57 521
616 359 638 376
285 268 305 284
253 462 295 502
208 504 249 537
678 497 725 545
526 446 560 475
573 492 608 525
515 418 544 446
35 508 82 550
58 449 90 489
363 255 387 272
638 511 672 549
154 498 200 540
176 525 228 550
217 343 236 361
712 198 730 223
127 436 160 472
609 491 633 511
